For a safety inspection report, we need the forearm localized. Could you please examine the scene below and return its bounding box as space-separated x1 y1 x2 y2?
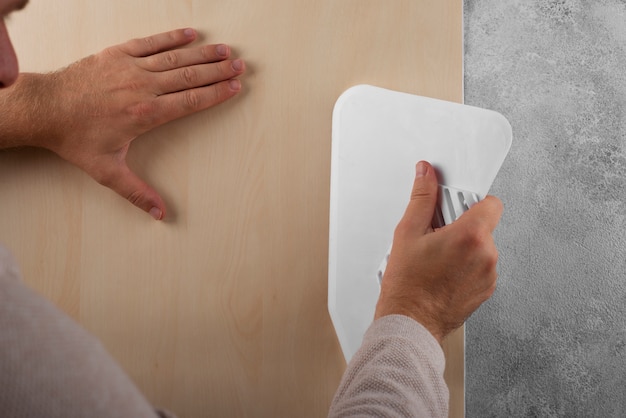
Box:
329 315 449 418
0 72 61 150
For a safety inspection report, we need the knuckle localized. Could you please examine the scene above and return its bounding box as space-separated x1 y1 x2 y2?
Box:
460 224 490 250
218 60 233 77
124 79 143 93
410 188 433 202
479 250 499 289
163 51 179 67
486 248 499 270
484 280 497 299
182 90 203 110
393 218 413 240
102 47 117 59
128 101 157 126
142 36 156 54
180 67 198 87
487 195 504 214
201 45 213 60
126 189 144 206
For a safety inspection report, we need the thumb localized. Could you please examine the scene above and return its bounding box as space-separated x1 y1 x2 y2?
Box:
397 161 439 236
95 162 166 220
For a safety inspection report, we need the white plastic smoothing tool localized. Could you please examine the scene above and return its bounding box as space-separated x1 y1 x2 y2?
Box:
328 85 512 362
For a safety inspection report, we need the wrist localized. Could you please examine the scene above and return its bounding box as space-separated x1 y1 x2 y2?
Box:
0 72 64 150
374 286 453 344
374 310 443 346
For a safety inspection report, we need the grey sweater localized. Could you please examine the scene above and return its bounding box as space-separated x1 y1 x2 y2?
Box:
0 245 447 417
329 315 449 417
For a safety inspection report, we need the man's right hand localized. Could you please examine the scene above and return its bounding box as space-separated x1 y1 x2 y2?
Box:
375 160 503 344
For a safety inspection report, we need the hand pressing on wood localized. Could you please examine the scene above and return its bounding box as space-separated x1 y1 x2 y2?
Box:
375 161 503 344
0 27 245 220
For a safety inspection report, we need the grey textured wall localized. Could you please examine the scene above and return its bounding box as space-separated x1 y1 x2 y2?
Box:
464 0 626 416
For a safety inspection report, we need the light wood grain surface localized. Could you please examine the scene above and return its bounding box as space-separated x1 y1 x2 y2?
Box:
1 1 463 416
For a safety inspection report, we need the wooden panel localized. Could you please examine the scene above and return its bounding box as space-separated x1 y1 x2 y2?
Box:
1 1 463 416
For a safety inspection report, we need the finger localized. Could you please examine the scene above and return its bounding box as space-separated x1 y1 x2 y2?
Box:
140 44 231 72
151 78 242 124
155 59 245 95
119 28 197 58
396 161 439 236
455 195 503 233
97 163 166 220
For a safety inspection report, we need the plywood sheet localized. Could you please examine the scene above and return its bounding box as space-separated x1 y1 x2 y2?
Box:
1 1 463 416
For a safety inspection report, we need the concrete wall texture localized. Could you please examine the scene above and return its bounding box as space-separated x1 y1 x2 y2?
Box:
464 0 626 416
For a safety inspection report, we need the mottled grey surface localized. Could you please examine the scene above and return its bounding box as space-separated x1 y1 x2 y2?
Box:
464 0 626 416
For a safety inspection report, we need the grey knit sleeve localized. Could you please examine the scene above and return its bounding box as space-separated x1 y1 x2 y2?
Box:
0 244 168 418
328 315 449 417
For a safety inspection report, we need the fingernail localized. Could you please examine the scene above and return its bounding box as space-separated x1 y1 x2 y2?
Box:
229 79 241 91
216 44 229 57
149 207 163 220
183 28 195 38
232 59 244 71
416 161 428 177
